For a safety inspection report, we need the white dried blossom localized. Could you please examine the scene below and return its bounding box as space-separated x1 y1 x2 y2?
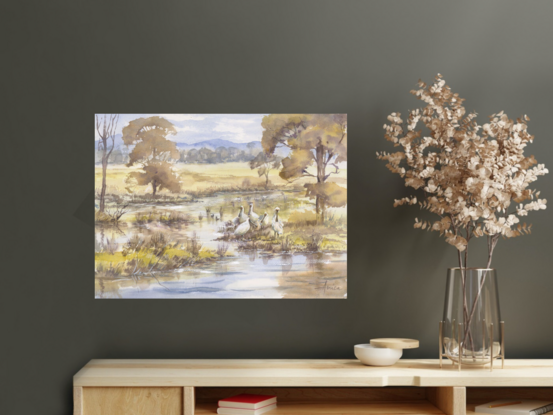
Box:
378 74 548 268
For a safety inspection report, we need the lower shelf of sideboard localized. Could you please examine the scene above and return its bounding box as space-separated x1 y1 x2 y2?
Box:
194 386 461 415
196 401 444 414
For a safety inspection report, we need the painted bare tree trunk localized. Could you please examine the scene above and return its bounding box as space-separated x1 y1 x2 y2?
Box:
96 114 119 213
100 157 108 212
316 198 321 222
316 143 326 225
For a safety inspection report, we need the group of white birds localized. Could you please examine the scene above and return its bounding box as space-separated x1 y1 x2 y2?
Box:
227 202 284 238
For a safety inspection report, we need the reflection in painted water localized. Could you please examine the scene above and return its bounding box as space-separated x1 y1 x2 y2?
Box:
117 253 346 299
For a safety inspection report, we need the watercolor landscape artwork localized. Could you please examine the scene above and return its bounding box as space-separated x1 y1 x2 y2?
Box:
95 114 347 299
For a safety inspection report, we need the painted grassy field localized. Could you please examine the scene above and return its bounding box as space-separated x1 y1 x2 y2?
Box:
95 162 346 195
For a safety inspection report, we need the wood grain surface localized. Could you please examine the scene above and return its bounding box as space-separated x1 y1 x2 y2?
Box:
82 387 182 415
73 359 553 387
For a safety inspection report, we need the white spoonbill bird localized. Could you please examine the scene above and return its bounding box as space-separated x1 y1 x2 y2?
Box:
248 202 260 224
251 212 268 231
260 213 270 229
232 206 247 227
234 218 251 236
272 207 283 238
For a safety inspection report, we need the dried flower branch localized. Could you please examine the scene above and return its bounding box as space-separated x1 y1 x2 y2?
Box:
378 74 548 269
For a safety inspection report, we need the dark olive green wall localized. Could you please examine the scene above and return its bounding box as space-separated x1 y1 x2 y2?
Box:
2 1 553 414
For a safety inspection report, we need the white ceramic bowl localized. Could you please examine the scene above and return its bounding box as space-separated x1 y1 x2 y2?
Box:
354 344 403 366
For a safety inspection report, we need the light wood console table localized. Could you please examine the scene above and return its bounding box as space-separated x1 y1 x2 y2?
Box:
73 359 553 415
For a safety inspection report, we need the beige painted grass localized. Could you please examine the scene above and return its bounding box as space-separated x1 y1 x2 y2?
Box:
95 162 347 195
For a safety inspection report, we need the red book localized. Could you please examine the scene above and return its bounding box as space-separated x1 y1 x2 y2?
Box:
218 394 277 410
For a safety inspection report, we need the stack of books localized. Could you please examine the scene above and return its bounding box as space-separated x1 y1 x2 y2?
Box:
475 400 553 415
217 394 277 415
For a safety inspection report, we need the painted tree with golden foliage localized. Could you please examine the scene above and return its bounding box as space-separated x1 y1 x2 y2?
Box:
122 116 181 196
249 152 281 189
261 114 347 223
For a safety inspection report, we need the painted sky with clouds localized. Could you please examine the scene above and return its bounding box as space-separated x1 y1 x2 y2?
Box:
95 114 268 144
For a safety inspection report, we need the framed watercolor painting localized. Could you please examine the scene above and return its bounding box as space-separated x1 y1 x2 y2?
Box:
95 114 347 299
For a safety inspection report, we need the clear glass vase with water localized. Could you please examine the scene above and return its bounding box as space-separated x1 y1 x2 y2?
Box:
441 268 504 366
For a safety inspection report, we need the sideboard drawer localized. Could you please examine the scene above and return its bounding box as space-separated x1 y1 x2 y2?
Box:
80 387 182 415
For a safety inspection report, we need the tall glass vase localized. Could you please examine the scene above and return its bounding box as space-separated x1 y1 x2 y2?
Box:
441 268 504 366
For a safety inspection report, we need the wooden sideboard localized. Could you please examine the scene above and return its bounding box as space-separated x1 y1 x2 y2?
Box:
73 359 553 415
